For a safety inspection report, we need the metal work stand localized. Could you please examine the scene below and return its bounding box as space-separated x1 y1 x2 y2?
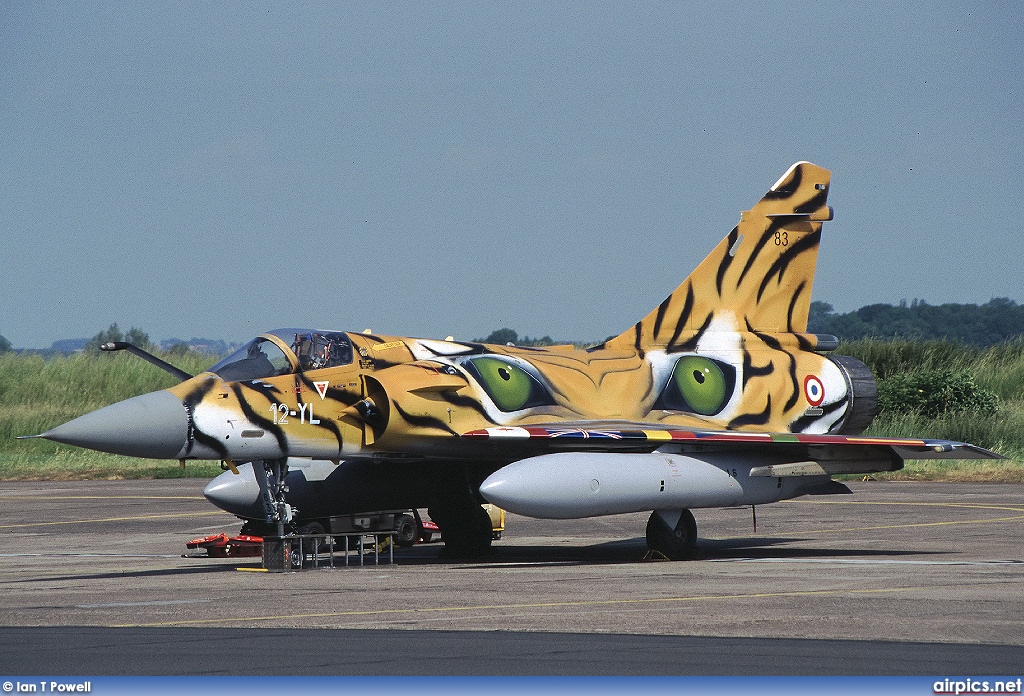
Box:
261 532 396 572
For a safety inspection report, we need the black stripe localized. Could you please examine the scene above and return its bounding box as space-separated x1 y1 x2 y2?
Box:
440 391 498 425
728 394 772 428
755 229 820 304
746 319 782 351
790 398 847 433
182 378 227 457
783 356 800 412
715 226 740 296
665 284 695 350
786 281 807 333
296 375 345 447
668 312 712 354
419 341 482 357
652 296 671 341
233 382 290 455
742 350 774 390
795 186 828 214
794 329 815 352
188 424 229 459
392 402 458 436
322 384 364 407
737 218 788 288
744 321 800 411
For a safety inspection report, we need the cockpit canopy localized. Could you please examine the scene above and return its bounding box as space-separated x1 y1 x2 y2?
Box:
210 329 354 381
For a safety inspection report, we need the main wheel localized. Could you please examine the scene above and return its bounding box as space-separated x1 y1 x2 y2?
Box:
645 509 698 560
429 503 493 558
295 520 327 558
394 513 418 548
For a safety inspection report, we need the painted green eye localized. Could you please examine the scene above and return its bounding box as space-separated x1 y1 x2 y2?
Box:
464 357 553 412
657 355 735 416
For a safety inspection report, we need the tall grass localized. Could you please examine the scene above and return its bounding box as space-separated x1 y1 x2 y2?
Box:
1 351 219 479
841 339 1024 480
3 341 1024 481
841 338 1024 400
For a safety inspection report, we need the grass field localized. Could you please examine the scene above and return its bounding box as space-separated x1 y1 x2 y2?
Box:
2 340 1023 481
842 339 1024 481
0 350 222 480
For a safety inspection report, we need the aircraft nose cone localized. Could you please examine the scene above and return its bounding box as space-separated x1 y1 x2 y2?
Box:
39 390 189 459
203 463 264 518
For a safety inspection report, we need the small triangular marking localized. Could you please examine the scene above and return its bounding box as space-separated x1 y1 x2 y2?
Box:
314 381 329 400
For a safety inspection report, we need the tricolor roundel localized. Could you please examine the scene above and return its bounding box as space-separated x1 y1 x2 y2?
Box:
804 375 825 407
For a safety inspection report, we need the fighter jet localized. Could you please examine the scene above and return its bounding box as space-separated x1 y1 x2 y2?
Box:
26 162 1001 559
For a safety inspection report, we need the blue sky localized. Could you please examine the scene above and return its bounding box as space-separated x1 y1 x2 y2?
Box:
2 2 1021 348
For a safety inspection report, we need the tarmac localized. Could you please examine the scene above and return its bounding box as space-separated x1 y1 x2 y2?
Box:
0 478 1022 675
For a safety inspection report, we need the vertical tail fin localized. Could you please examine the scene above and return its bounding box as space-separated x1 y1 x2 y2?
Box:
606 161 832 352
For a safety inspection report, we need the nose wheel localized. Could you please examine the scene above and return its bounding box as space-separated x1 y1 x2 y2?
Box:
256 459 294 536
646 509 698 560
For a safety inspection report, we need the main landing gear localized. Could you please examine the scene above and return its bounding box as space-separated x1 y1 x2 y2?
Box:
645 509 698 560
428 501 493 558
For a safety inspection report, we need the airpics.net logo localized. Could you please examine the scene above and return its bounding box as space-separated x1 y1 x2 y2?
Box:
934 678 1023 695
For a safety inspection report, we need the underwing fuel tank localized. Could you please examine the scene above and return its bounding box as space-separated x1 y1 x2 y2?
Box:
478 451 825 519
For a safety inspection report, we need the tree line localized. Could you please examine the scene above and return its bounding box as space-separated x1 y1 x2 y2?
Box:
482 297 1024 349
809 298 1024 346
5 298 1024 354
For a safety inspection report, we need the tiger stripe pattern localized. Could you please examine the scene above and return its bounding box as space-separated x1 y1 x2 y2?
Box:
165 162 857 464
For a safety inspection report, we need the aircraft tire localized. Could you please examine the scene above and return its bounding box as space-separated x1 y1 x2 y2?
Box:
394 513 418 548
430 503 492 558
646 509 698 560
295 520 327 557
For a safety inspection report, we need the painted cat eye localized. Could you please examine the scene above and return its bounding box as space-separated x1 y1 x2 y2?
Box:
464 357 554 412
656 355 736 416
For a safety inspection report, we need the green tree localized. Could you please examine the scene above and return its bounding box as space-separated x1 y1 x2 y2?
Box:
475 328 561 346
0 333 11 353
809 297 1024 346
124 327 151 350
480 328 519 345
164 340 192 357
807 301 836 333
84 323 122 352
84 324 152 353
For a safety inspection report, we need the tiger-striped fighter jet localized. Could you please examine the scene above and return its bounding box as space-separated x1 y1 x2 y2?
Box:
28 162 1001 559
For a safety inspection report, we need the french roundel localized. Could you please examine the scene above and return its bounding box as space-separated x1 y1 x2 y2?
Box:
804 375 825 407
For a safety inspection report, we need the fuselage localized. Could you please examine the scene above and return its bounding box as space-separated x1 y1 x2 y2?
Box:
149 325 862 466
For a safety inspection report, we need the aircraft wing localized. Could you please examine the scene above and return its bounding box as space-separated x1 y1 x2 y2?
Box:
462 423 1003 476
